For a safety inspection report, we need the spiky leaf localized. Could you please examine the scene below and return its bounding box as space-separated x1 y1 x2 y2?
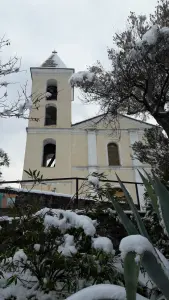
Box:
140 170 160 217
124 252 140 300
107 192 138 235
116 174 150 241
152 174 169 237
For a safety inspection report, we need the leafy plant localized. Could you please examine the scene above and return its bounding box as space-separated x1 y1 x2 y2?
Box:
69 172 169 300
0 205 121 299
105 171 169 300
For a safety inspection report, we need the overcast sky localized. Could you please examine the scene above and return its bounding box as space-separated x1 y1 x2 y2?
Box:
0 0 157 183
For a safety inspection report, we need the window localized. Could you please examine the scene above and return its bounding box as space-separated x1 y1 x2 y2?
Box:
107 143 120 166
112 187 125 202
45 105 57 125
46 79 57 100
42 139 56 167
112 188 124 198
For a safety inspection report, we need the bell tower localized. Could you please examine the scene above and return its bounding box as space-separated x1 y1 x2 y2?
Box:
22 51 74 193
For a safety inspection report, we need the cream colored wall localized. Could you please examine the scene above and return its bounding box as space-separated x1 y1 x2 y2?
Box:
23 131 72 178
70 116 153 205
71 133 88 167
22 68 74 194
28 69 73 128
70 130 137 203
22 65 153 205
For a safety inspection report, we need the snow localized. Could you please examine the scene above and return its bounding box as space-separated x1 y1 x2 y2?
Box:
2 109 11 116
0 186 73 198
141 25 159 45
92 237 115 254
135 26 169 49
36 208 97 236
24 99 32 110
18 104 24 115
13 249 27 266
0 216 19 223
119 235 154 259
0 282 57 300
46 92 52 98
41 52 67 68
34 244 40 252
135 254 141 264
69 71 94 86
88 175 99 188
160 27 169 35
18 100 32 115
66 284 148 300
58 234 77 257
52 52 66 68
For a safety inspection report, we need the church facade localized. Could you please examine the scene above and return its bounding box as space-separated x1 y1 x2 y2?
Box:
22 51 152 209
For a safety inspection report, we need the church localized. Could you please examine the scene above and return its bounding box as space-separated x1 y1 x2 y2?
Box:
22 51 153 209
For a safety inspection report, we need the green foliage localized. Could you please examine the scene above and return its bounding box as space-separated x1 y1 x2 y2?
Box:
0 205 121 299
143 201 169 258
109 172 169 300
0 148 9 177
24 169 43 182
133 128 169 183
70 0 169 137
124 252 140 300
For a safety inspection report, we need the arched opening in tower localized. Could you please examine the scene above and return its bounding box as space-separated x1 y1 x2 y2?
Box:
42 142 56 167
46 79 57 100
45 105 57 125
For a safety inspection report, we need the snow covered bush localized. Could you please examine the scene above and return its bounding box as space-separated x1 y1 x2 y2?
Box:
69 172 169 300
0 206 121 299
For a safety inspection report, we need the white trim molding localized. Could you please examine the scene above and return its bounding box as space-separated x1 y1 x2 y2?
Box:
26 127 147 135
72 165 149 171
87 130 97 173
129 130 145 210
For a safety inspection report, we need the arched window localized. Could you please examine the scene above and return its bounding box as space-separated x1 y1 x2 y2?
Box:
46 79 57 100
42 139 56 167
45 105 57 125
107 143 120 166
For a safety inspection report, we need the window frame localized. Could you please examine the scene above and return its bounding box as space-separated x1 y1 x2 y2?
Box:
44 104 57 126
107 142 121 166
42 139 56 168
46 79 57 100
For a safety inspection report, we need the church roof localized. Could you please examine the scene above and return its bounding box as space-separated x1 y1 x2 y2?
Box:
41 51 67 68
71 113 157 128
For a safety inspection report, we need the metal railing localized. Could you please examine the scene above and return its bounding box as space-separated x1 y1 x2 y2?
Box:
0 177 143 209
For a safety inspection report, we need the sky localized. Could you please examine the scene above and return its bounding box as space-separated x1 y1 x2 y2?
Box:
0 0 157 183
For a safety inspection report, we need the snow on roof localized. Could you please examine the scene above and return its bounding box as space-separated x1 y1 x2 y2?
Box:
0 187 72 198
41 50 67 68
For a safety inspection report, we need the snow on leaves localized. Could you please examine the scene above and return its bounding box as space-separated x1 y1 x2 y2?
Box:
69 71 95 87
0 207 117 299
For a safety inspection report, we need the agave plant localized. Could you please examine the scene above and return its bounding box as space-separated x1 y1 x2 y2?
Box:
106 171 169 300
68 172 169 300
